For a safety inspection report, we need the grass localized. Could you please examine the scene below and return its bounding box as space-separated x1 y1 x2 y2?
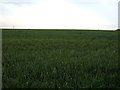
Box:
2 29 120 88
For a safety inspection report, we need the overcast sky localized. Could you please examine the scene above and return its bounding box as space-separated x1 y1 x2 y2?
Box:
0 0 119 30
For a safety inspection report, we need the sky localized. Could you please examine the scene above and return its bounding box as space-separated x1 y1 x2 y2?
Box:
119 1 120 29
0 0 119 30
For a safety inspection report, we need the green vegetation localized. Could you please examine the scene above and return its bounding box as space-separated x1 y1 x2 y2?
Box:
2 29 119 88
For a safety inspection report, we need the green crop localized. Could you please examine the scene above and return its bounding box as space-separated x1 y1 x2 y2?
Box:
2 29 119 88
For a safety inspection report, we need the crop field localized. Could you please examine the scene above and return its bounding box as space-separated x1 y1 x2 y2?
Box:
2 29 119 88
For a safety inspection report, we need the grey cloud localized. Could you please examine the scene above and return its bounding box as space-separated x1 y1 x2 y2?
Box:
1 0 35 3
0 0 43 6
2 2 33 6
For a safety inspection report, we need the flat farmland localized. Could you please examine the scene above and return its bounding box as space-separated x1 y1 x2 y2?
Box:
2 29 119 88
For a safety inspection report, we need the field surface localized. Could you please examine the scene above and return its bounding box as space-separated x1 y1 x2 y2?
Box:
2 29 119 88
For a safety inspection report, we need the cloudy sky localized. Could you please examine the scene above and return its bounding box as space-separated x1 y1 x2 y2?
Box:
0 0 119 30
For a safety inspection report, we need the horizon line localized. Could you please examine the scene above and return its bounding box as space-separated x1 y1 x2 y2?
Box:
0 28 117 31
